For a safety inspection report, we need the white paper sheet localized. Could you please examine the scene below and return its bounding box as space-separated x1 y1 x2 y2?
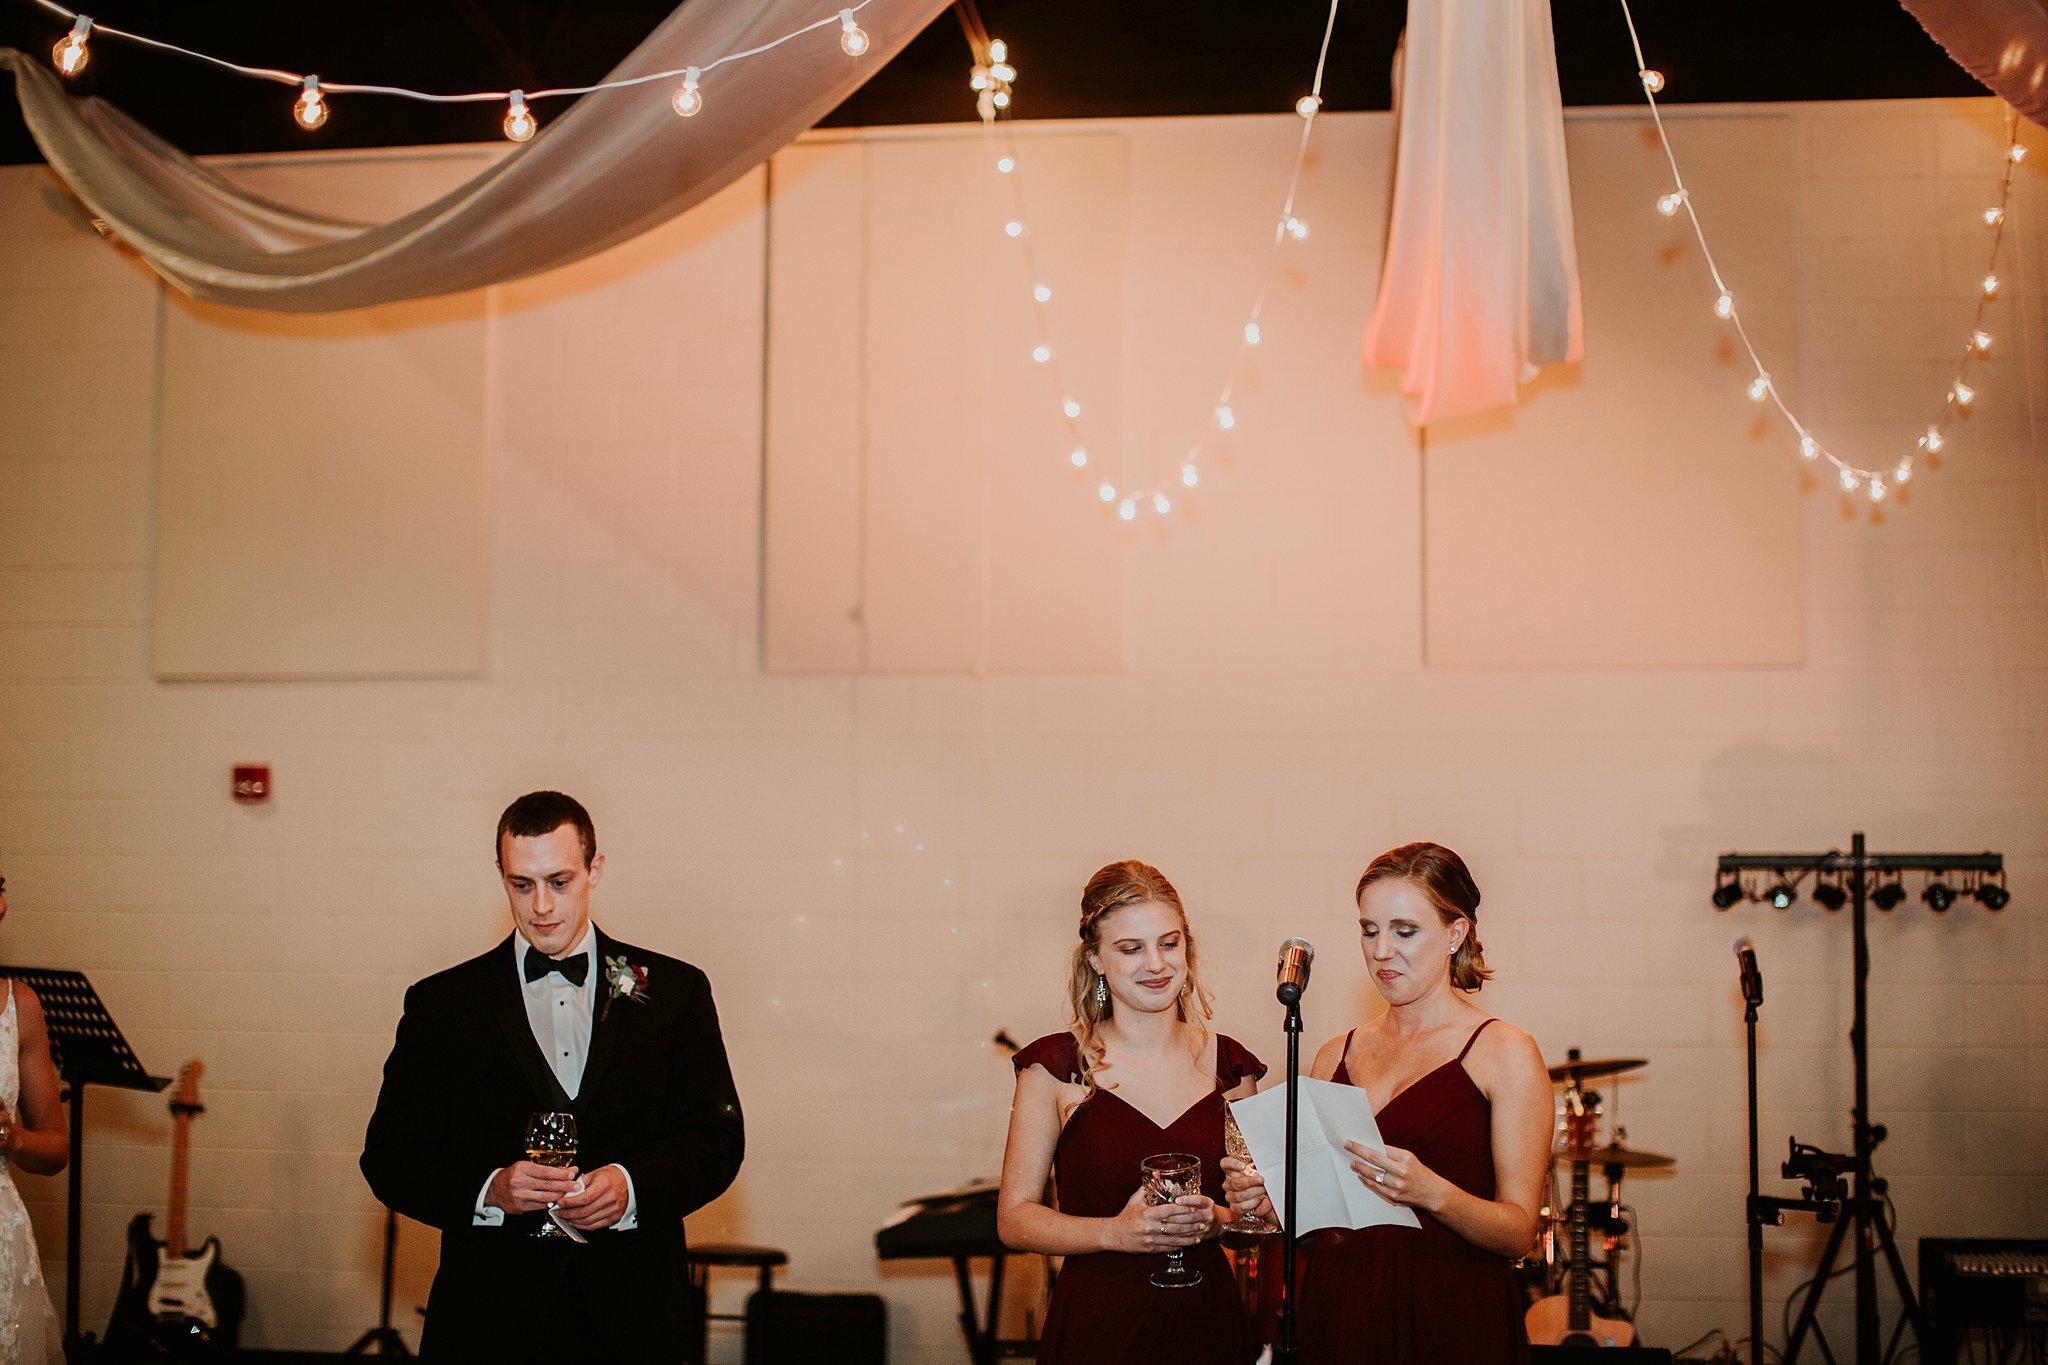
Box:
1229 1080 1423 1234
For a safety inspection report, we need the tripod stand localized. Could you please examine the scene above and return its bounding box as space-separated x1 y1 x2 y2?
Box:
345 1208 412 1355
1781 1148 1919 1365
1718 833 2001 1365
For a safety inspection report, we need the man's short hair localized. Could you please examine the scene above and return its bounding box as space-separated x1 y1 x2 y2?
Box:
495 791 597 868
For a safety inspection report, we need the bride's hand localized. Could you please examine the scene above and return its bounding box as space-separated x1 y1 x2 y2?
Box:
0 1098 16 1153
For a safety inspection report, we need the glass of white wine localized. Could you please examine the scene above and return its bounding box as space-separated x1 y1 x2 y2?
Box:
525 1110 578 1238
1222 1108 1279 1236
1140 1152 1204 1289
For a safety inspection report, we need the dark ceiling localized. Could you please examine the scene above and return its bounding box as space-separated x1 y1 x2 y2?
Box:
0 0 1984 166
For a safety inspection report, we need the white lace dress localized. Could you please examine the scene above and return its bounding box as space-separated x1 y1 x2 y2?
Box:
0 983 65 1363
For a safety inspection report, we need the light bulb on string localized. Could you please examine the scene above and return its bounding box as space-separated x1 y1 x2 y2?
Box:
1153 493 1172 514
2011 145 2028 164
673 68 703 117
1063 398 1081 419
1119 498 1137 522
1984 208 2004 228
1283 216 1309 241
1983 273 2000 297
1800 435 1820 461
1097 482 1116 503
1894 458 1914 484
1004 221 1023 238
997 156 1015 174
992 90 1010 109
1715 292 1735 320
1951 381 1976 407
1244 321 1262 346
838 10 870 56
1215 405 1236 430
1296 95 1321 118
1971 329 1992 354
294 76 329 130
988 39 1008 63
1640 69 1665 93
503 91 538 143
991 63 1016 83
970 66 989 91
1032 284 1051 303
1181 464 1199 488
1839 467 1859 492
1748 373 1771 403
53 16 91 76
1922 427 1944 453
1657 190 1687 217
1070 447 1088 468
1031 345 1051 364
1868 476 1887 502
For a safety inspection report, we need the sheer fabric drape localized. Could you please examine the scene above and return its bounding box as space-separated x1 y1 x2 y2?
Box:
0 0 950 312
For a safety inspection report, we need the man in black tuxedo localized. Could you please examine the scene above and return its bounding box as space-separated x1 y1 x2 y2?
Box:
361 791 744 1358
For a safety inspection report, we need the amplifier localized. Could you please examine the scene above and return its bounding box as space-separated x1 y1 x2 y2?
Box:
1530 1349 1672 1364
1920 1237 2048 1365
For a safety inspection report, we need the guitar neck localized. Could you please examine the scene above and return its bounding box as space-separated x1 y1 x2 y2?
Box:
165 1111 191 1257
1568 1162 1590 1331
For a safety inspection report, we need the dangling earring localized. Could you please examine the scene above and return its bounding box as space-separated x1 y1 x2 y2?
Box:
1094 973 1108 1006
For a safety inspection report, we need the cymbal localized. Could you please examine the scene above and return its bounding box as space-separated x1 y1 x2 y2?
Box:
1559 1144 1676 1170
1547 1056 1647 1082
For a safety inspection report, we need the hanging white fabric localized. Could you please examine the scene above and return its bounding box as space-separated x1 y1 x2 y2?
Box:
1361 0 1584 426
0 0 951 313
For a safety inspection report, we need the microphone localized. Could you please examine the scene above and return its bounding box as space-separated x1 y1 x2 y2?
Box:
1276 937 1315 1006
1734 935 1763 1007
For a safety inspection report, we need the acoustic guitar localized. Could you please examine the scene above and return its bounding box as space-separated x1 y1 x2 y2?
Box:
1524 1091 1635 1348
107 1060 245 1352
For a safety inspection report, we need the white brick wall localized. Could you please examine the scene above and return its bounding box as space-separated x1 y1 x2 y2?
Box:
0 98 2042 1360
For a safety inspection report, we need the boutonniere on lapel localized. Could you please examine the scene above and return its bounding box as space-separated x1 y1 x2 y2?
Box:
601 954 650 1022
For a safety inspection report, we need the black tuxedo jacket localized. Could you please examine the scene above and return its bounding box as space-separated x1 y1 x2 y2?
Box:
361 929 744 1359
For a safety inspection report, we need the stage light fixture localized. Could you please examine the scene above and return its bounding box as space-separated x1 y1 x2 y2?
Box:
1871 877 1906 911
1922 877 1955 913
1812 879 1846 911
1712 873 1746 910
1974 875 2009 911
1766 876 1797 910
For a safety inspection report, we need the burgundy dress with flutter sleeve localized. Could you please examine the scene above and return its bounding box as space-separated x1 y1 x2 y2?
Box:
1295 1017 1531 1363
1012 1031 1265 1365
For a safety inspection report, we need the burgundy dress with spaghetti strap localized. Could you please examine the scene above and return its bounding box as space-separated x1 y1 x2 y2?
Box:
1296 1018 1531 1364
1012 1031 1266 1365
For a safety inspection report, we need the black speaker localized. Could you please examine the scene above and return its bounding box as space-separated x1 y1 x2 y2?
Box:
745 1288 888 1365
1530 1348 1673 1365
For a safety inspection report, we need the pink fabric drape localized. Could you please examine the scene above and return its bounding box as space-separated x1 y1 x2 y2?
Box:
1897 0 2048 128
0 0 951 312
1361 0 1584 426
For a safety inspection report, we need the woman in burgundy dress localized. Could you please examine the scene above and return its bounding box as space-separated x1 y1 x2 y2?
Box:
1224 842 1552 1363
997 860 1266 1365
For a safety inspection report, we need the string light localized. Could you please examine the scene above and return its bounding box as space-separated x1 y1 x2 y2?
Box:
673 67 703 118
293 75 328 130
974 1 1343 521
1031 344 1052 364
503 90 537 143
53 14 90 75
1623 0 2028 507
26 0 875 132
838 9 870 57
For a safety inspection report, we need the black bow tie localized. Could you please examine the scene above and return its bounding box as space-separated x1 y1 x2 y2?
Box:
524 949 589 986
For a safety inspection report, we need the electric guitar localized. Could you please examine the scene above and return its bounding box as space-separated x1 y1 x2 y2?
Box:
107 1060 245 1352
1524 1093 1635 1348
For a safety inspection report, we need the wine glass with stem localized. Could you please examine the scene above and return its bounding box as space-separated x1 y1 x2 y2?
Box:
1140 1152 1204 1289
524 1111 578 1237
1222 1108 1279 1235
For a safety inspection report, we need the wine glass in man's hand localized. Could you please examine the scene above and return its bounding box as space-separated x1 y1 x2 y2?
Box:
524 1111 579 1237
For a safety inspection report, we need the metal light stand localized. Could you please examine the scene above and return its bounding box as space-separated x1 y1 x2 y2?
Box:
1275 996 1303 1365
344 1207 412 1355
1718 834 2004 1365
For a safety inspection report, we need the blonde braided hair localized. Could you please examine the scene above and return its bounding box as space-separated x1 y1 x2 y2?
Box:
1065 860 1214 1095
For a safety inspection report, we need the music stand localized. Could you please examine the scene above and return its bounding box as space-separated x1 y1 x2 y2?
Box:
4 968 167 1349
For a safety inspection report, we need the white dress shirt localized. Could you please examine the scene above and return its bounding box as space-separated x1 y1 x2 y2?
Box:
473 926 638 1228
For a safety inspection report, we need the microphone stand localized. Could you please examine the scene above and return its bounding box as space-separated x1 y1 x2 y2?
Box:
1739 950 1764 1364
1276 995 1303 1365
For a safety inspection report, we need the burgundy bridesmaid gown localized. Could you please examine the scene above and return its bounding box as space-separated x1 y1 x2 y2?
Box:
1012 1031 1266 1365
1296 1018 1531 1364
